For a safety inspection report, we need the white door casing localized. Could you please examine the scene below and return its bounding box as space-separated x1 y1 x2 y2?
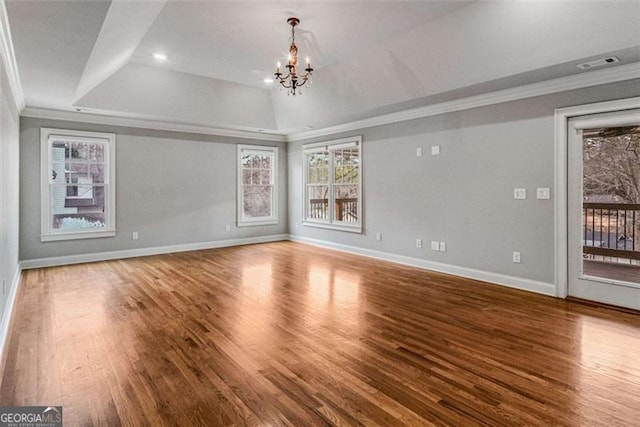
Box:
554 97 640 302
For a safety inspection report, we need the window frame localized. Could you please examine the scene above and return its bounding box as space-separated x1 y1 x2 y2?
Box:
236 144 279 227
302 136 362 233
40 128 116 242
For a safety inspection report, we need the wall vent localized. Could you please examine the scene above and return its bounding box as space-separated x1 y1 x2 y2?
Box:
576 57 620 70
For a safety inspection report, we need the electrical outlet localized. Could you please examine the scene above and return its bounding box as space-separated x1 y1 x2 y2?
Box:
431 241 440 251
132 232 139 240
431 145 440 156
513 252 521 263
225 224 231 232
537 188 551 199
514 188 526 199
416 147 422 157
416 239 423 248
439 242 446 252
376 232 382 242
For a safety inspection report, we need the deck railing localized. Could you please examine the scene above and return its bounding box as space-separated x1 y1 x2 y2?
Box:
583 203 640 261
309 198 358 223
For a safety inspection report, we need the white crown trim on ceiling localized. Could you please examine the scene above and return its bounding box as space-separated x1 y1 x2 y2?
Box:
20 107 288 142
287 62 640 142
20 61 639 143
0 0 25 111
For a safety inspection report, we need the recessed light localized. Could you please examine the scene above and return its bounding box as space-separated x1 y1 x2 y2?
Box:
153 53 167 61
263 78 274 84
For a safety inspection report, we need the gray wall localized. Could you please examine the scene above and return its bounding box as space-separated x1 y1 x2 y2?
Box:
16 80 640 289
20 118 287 261
288 80 640 286
0 57 20 324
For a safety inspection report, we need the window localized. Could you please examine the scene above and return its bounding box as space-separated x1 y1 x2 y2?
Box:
237 145 278 226
303 136 362 232
40 128 116 241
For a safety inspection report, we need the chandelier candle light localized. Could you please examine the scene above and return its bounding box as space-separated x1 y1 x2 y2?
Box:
274 17 313 96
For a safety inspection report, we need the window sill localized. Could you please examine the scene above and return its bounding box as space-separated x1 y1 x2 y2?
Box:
237 220 279 227
302 220 362 234
41 230 116 242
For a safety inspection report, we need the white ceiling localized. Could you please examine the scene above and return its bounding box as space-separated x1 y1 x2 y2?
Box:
5 0 640 134
130 1 471 87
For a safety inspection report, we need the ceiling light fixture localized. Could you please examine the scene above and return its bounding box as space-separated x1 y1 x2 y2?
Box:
153 53 167 61
274 17 313 96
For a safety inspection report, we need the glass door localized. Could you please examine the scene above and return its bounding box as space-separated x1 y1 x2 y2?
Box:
567 110 640 310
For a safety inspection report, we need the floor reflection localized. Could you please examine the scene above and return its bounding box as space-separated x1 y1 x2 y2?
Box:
579 316 639 371
307 264 362 332
240 260 273 303
234 260 274 346
308 265 362 308
575 316 640 422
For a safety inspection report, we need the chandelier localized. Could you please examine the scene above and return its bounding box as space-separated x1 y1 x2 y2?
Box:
274 17 313 96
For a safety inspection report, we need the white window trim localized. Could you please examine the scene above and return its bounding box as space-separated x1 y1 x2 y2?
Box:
302 135 362 233
237 144 279 227
40 128 116 242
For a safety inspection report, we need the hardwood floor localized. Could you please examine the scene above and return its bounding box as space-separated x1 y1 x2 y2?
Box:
1 241 639 426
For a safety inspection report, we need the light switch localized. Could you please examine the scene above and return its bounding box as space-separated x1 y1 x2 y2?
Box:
431 145 440 156
537 188 551 199
416 147 423 157
514 188 526 199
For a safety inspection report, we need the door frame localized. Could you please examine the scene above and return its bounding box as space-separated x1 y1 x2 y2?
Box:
554 96 640 298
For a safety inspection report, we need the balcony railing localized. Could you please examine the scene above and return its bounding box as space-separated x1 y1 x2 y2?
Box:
583 203 640 261
309 198 358 223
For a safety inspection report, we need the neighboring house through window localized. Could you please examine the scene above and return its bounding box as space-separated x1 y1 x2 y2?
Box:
303 136 362 232
40 128 116 241
237 145 278 226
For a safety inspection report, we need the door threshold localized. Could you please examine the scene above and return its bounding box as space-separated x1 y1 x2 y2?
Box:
566 296 640 315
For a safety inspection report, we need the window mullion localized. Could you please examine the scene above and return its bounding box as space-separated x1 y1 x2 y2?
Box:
329 149 335 224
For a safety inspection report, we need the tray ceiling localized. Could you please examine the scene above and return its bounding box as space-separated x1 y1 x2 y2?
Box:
5 0 640 134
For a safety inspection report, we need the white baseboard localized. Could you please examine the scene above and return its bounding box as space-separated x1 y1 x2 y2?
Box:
20 234 289 269
0 264 22 377
19 232 556 297
289 234 557 297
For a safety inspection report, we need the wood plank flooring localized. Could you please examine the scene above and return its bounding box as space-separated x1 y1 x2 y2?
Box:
1 241 639 426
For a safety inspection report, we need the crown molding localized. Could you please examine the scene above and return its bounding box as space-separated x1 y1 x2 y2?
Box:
17 60 640 143
21 107 287 142
287 62 640 142
0 0 25 112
